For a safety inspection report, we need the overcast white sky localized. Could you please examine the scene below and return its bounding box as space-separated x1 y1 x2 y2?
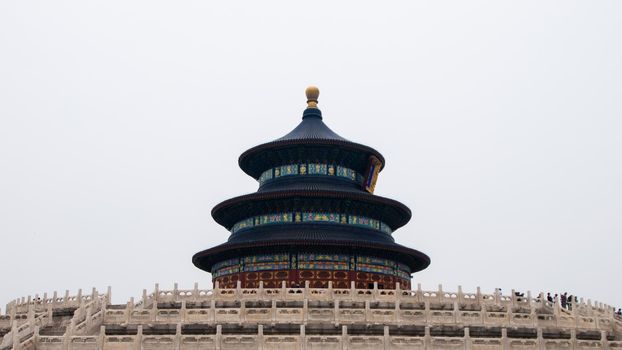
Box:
1 1 621 309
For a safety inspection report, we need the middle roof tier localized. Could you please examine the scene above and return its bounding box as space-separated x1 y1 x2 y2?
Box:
211 188 412 233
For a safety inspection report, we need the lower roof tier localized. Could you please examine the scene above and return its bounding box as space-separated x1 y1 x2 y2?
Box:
192 233 430 275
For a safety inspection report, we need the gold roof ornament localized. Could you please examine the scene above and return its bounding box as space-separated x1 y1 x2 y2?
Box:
305 86 320 109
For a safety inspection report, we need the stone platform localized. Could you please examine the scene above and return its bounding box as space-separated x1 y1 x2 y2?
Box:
2 283 621 350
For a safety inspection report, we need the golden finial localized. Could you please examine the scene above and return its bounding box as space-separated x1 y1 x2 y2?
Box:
305 86 319 109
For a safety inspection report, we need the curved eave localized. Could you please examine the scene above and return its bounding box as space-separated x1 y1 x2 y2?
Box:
211 189 412 231
238 139 386 179
192 240 431 273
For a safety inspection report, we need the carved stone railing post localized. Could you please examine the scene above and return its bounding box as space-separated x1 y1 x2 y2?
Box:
85 303 93 331
33 326 39 350
11 317 19 350
365 301 370 323
236 281 242 298
151 296 157 323
570 328 577 349
173 283 179 301
303 299 308 324
335 299 340 325
154 283 160 304
10 304 17 327
77 289 83 307
537 328 544 350
193 282 199 302
424 300 431 324
458 285 463 304
215 324 222 350
341 325 348 350
304 281 310 299
257 324 264 350
383 325 390 350
506 304 512 327
350 281 356 297
62 320 74 350
210 299 216 323
127 298 134 324
258 281 264 298
530 299 537 327
300 324 306 350
240 299 246 323
464 327 472 350
180 301 186 323
135 325 142 350
97 325 105 350
424 326 431 349
271 300 276 323
174 323 181 350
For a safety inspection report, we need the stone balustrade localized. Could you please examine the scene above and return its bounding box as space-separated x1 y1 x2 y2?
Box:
27 325 622 350
6 288 109 316
3 283 621 350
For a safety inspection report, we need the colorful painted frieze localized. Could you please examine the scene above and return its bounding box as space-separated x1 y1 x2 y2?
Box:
258 163 364 186
212 258 239 271
298 262 349 270
357 263 394 275
298 253 349 262
357 256 395 267
231 212 392 234
243 254 289 263
232 218 254 233
244 261 289 272
302 212 341 224
308 163 327 175
213 265 240 277
259 169 273 183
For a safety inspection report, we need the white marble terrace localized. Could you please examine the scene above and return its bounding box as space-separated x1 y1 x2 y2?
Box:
2 283 621 350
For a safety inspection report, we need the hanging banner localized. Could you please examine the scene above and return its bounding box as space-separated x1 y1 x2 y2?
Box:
364 156 382 193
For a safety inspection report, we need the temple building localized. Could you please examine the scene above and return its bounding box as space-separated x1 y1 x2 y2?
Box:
192 86 429 290
2 87 621 350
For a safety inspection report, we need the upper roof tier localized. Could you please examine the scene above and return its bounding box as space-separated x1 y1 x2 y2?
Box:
238 87 385 180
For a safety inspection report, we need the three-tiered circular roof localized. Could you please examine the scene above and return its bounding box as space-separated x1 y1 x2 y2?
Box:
193 86 430 274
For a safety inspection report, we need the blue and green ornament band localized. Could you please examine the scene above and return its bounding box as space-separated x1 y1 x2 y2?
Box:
231 212 393 234
259 163 364 186
212 253 412 279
